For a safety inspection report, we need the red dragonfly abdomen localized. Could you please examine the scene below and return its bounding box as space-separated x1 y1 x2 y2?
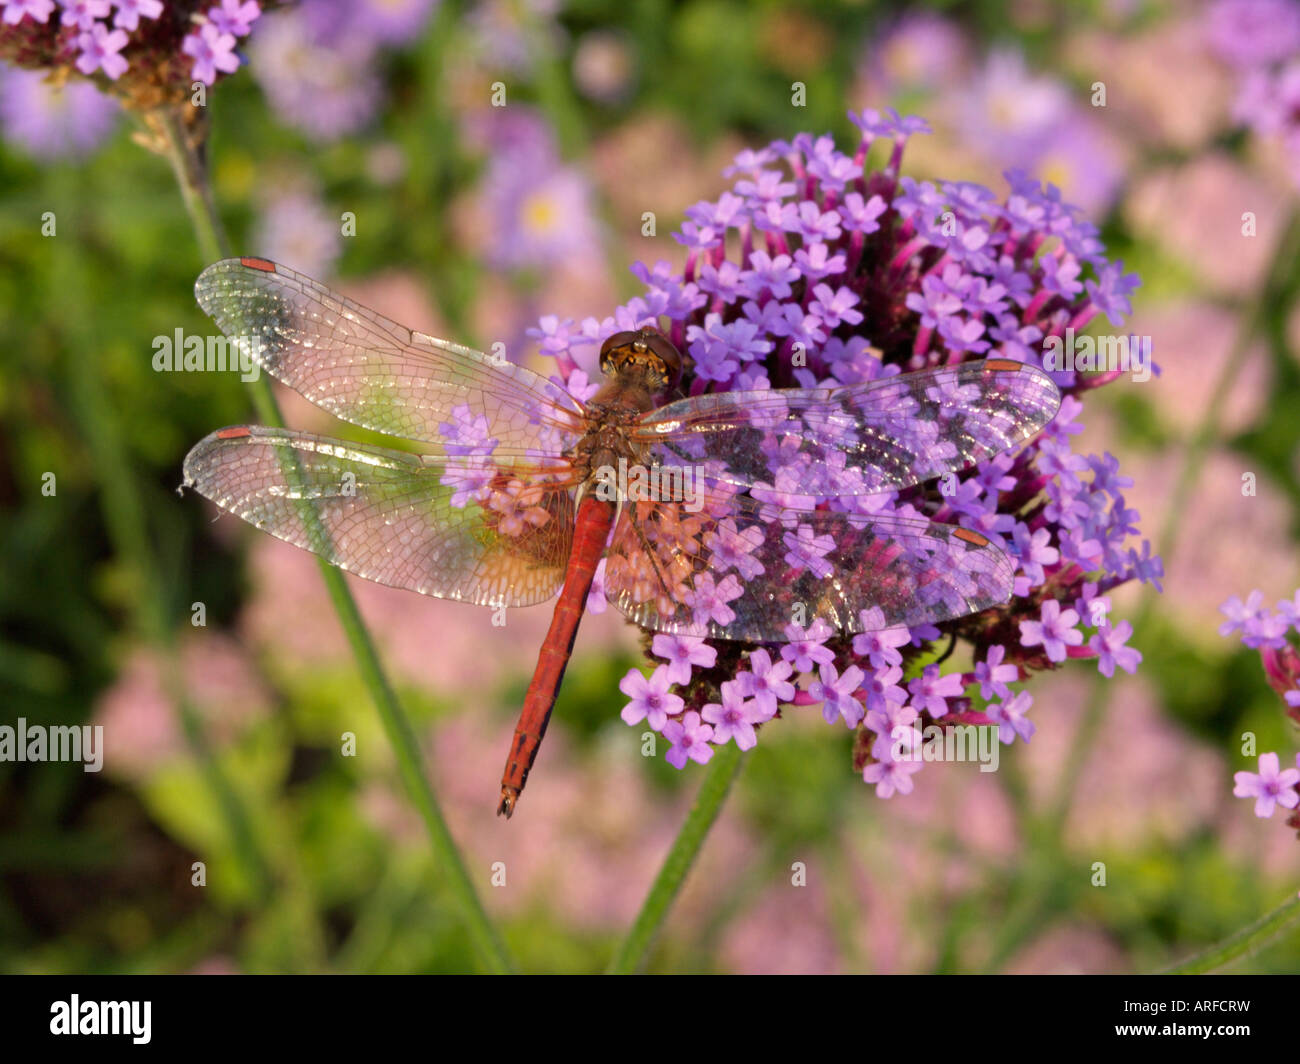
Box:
497 494 616 817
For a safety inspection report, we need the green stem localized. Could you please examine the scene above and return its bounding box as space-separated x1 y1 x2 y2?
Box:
153 105 513 974
51 163 275 903
607 743 747 974
153 109 227 263
1162 892 1300 974
313 556 512 973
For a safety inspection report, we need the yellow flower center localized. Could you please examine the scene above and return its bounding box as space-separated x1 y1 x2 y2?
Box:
1038 154 1071 192
522 193 558 234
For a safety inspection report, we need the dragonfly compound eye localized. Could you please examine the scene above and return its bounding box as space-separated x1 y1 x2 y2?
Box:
639 329 683 390
598 328 682 390
598 330 639 376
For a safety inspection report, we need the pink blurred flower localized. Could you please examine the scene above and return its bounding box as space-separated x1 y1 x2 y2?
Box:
859 11 970 97
1128 154 1285 296
720 882 841 974
93 633 271 779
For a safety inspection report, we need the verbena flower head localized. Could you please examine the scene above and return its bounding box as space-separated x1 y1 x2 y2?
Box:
863 11 968 97
529 110 1159 797
244 0 438 141
469 107 602 273
0 60 117 158
465 0 560 76
0 0 261 110
1207 0 1300 68
248 0 386 141
253 184 342 278
1220 587 1300 835
1206 0 1300 185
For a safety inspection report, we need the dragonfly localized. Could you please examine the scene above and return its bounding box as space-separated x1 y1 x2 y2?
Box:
182 257 1061 818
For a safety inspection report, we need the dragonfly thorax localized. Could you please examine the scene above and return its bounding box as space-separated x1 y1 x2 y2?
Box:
568 403 653 485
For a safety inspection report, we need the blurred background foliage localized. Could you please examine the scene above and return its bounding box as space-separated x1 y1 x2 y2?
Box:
1 0 1298 973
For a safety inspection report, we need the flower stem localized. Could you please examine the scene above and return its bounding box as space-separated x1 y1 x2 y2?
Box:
53 225 276 905
152 109 227 264
607 743 747 974
153 105 513 973
1162 892 1300 974
313 553 513 973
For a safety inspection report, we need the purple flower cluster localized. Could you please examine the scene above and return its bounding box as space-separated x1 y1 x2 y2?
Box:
529 110 1158 798
0 62 117 158
465 0 560 76
465 107 601 274
183 0 257 86
1220 588 1300 830
1207 0 1300 68
862 17 1121 215
862 11 969 98
953 48 1122 216
0 0 257 112
1207 0 1300 185
249 0 438 141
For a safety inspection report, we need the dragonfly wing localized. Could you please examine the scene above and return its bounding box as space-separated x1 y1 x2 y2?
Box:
195 258 585 460
183 426 576 607
602 484 1012 641
631 360 1059 494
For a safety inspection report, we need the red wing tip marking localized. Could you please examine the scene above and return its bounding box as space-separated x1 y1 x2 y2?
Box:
215 426 253 439
239 257 277 272
983 359 1023 372
953 528 990 546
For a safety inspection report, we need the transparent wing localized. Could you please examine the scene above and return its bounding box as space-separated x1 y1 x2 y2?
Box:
195 258 586 461
602 482 1012 641
631 360 1059 495
183 426 576 607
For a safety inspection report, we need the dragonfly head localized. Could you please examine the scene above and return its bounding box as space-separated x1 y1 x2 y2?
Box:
599 327 682 393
